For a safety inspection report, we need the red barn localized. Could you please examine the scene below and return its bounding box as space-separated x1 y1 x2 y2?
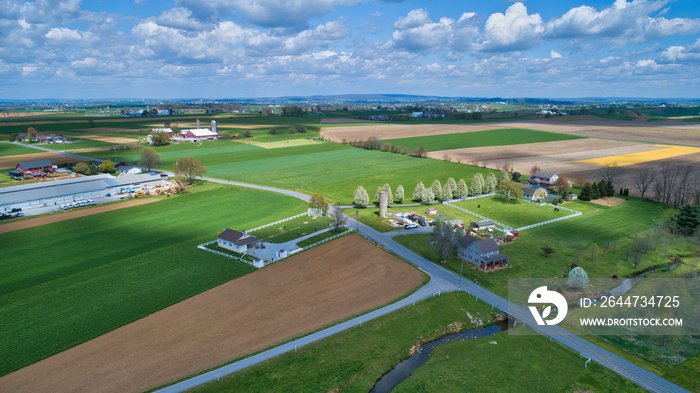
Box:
13 160 54 177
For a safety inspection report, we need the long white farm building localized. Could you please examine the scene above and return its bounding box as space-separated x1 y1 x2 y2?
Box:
0 173 162 212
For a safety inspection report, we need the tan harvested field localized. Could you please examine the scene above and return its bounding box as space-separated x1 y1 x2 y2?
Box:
0 152 90 169
321 117 381 124
428 138 664 175
321 119 700 146
0 198 158 234
80 134 140 143
0 235 423 393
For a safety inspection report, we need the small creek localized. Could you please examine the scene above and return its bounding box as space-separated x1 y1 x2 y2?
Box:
369 318 512 393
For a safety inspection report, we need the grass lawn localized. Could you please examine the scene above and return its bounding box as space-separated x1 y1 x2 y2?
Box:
88 141 499 205
186 292 499 393
296 227 349 248
382 128 585 152
251 215 333 243
0 142 42 157
343 206 408 232
35 139 123 150
393 198 696 298
449 195 578 228
0 184 307 377
393 329 646 393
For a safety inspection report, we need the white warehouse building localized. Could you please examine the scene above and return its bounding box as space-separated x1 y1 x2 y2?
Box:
0 173 162 212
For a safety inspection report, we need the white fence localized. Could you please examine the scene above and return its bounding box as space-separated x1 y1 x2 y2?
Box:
197 240 263 267
245 212 307 234
442 201 514 232
443 194 583 233
289 227 352 256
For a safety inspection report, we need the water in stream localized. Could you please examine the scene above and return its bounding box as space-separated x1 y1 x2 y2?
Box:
370 318 512 393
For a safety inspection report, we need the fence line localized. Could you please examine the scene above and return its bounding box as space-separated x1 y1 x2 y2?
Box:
198 227 353 268
442 201 514 232
443 195 583 233
289 227 352 256
246 212 307 233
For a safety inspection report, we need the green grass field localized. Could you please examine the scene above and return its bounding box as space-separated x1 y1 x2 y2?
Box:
88 141 499 204
0 142 40 157
393 198 696 297
394 329 646 393
251 215 332 243
382 128 585 152
296 227 349 248
0 185 307 377
448 196 577 228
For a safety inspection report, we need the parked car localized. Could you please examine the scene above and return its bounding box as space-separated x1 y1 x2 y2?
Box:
88 199 95 205
60 204 68 210
404 222 419 229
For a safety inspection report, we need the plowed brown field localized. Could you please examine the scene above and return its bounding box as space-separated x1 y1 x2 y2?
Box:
0 152 90 169
0 235 423 393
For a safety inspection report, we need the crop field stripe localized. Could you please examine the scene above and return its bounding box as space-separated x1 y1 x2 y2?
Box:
575 144 700 166
527 199 666 247
382 128 586 152
0 142 42 157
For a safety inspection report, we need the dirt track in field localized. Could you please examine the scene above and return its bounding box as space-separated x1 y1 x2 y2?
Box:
0 235 423 393
0 152 91 169
0 199 158 234
321 119 700 146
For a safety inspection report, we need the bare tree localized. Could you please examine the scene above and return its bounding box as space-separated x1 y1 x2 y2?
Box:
632 167 655 200
656 163 681 205
602 161 622 184
330 203 346 232
672 166 696 207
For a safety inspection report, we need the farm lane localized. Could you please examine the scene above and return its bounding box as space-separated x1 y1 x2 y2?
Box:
22 143 689 393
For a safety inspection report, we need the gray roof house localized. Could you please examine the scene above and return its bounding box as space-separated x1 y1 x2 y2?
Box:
217 229 259 253
526 170 558 188
457 234 509 271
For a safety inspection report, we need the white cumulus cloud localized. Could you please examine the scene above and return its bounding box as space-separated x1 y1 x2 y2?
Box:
477 2 544 52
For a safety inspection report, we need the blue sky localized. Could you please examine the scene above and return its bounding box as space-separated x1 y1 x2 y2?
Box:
1 0 700 99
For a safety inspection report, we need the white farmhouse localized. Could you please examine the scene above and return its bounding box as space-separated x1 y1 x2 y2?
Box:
217 229 258 253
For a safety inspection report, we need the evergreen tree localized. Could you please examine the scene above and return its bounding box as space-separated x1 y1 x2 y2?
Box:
431 179 443 200
625 188 630 197
485 173 497 193
395 185 404 203
620 187 624 196
455 179 469 199
353 186 369 206
413 182 426 201
606 179 615 197
591 182 600 199
580 183 592 201
672 205 700 235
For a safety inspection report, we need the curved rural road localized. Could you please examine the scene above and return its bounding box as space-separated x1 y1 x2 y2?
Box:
14 143 690 393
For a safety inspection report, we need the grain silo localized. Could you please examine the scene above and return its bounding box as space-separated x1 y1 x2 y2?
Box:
379 191 388 218
196 119 200 129
211 120 217 133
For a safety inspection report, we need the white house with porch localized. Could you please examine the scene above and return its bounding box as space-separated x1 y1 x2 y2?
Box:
217 229 258 253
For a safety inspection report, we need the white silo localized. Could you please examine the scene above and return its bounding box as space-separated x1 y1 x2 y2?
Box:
379 191 388 217
196 119 200 129
211 120 217 133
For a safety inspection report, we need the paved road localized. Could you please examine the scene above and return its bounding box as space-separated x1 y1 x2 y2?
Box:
10 141 108 162
25 146 688 393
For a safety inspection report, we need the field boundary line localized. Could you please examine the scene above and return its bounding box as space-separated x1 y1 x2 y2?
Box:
443 193 583 232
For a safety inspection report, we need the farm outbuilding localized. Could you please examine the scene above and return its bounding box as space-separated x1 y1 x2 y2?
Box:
0 172 162 212
471 220 496 231
217 229 259 253
11 160 55 177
